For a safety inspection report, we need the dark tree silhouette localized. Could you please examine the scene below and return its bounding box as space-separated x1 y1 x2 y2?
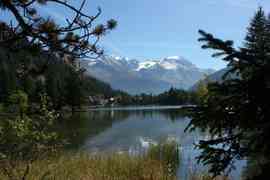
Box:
186 7 270 179
0 0 117 60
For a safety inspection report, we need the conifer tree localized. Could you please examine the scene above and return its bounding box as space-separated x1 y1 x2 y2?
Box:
0 0 117 83
186 8 270 179
0 0 117 60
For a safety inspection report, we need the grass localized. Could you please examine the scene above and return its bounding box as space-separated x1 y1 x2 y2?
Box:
24 153 176 180
0 142 180 180
147 140 180 175
0 141 230 180
189 173 229 180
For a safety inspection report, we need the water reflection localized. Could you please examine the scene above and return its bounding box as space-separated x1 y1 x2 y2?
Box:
63 106 243 180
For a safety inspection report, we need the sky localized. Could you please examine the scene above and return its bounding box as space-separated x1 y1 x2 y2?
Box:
1 0 270 70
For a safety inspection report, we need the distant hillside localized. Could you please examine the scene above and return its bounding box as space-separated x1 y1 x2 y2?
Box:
0 46 117 104
81 55 215 94
190 67 238 91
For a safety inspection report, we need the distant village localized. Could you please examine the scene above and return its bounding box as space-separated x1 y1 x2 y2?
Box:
88 95 122 106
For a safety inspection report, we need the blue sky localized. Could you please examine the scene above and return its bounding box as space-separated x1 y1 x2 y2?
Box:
1 0 270 70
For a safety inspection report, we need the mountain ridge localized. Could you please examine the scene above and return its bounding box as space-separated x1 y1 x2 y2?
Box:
81 55 215 94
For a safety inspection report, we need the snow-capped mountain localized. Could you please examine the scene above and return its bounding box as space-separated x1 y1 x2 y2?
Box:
81 55 215 94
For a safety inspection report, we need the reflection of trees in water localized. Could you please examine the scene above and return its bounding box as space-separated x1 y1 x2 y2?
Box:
61 108 188 149
158 109 188 122
59 112 93 149
118 109 187 122
61 110 131 149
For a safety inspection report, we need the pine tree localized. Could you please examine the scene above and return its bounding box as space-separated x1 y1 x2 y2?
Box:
64 69 84 113
245 7 268 53
0 0 117 60
186 8 270 179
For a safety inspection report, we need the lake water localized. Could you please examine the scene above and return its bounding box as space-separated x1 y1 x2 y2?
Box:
67 106 245 180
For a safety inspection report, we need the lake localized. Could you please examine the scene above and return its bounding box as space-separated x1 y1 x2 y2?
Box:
66 106 245 180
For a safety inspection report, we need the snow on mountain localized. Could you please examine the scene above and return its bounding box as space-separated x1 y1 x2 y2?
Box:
160 60 178 70
160 56 196 70
82 55 215 94
136 61 157 71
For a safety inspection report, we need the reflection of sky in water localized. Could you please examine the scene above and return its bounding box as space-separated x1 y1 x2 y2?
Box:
80 107 245 180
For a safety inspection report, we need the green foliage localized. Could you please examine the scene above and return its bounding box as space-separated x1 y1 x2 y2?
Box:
0 142 180 180
157 88 198 105
147 141 180 175
186 7 270 179
0 0 118 109
0 91 63 180
0 45 117 110
116 88 199 106
8 90 28 116
64 69 84 111
0 56 17 101
195 80 208 104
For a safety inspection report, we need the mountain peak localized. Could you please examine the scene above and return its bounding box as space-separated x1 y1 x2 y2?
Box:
82 55 216 94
